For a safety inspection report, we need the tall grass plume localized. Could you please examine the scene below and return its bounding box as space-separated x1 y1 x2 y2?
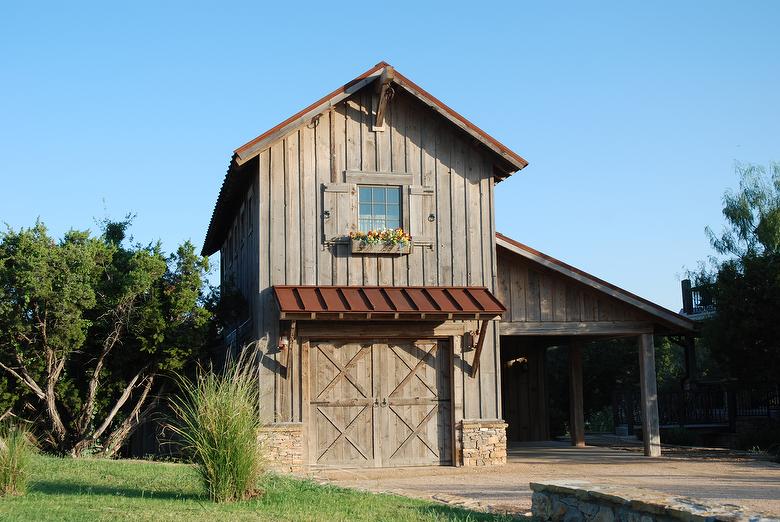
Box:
0 423 36 496
167 346 267 502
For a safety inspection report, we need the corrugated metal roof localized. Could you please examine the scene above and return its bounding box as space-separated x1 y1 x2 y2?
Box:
273 285 505 320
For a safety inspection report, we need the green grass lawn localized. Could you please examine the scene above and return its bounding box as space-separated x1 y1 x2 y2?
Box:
0 455 517 521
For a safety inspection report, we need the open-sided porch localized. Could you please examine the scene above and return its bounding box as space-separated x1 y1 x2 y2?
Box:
495 234 697 457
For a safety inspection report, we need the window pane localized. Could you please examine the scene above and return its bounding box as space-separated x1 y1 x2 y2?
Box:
359 219 371 231
372 204 385 219
359 203 372 219
359 187 372 203
372 187 385 203
386 188 399 203
386 204 399 220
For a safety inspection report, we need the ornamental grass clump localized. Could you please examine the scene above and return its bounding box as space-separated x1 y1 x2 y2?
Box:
167 348 266 502
0 424 35 496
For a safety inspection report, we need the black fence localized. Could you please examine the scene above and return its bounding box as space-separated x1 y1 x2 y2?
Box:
613 386 780 432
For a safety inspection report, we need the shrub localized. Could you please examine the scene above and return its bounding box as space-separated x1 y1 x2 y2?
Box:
0 424 35 496
661 426 700 447
167 347 266 502
584 407 614 433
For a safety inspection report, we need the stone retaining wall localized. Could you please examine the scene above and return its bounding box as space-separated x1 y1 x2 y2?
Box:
531 481 778 522
259 422 304 473
458 419 507 467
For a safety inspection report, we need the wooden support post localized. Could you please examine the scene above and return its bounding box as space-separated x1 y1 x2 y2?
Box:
470 320 489 377
638 333 661 457
568 340 585 448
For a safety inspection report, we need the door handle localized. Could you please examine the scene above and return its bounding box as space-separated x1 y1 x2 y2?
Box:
381 398 387 407
373 398 380 407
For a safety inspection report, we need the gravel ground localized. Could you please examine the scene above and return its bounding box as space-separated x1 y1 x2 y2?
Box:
317 440 780 516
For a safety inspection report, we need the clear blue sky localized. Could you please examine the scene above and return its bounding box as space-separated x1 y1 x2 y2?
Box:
2 2 778 311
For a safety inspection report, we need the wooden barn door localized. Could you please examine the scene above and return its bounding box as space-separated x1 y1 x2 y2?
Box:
308 341 379 468
308 339 452 468
379 340 452 467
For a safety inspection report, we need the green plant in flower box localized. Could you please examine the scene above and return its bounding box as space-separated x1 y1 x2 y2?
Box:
349 228 412 247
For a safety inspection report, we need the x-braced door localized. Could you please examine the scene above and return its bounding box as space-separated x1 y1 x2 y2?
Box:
379 340 452 467
308 339 451 468
308 341 378 468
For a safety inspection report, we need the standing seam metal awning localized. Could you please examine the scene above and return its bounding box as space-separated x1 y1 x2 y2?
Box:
273 285 505 320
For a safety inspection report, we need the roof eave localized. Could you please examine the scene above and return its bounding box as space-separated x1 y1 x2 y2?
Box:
495 233 696 333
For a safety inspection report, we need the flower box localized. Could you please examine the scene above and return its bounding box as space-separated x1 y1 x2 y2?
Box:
351 239 411 255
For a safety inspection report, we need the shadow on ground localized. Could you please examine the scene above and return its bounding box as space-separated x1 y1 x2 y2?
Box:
30 480 202 501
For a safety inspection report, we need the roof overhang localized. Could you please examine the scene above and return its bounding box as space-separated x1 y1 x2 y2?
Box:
232 62 528 175
202 62 528 256
496 233 696 334
273 285 505 321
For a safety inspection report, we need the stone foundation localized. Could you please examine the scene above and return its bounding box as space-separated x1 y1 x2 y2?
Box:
259 422 304 473
531 481 778 522
458 419 507 466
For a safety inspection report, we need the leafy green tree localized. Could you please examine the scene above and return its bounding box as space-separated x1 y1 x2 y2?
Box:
0 219 212 456
697 163 780 385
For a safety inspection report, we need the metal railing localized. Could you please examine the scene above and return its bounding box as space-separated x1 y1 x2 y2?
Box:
681 279 717 316
613 386 779 432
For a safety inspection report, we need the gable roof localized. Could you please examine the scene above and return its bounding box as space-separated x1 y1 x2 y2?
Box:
202 62 528 256
232 61 528 173
495 232 696 333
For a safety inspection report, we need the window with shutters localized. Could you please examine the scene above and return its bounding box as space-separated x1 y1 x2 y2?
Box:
322 172 434 247
358 186 401 232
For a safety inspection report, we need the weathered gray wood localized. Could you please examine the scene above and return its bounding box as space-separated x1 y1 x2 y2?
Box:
496 237 694 332
372 66 394 130
221 87 504 431
451 334 464 466
638 333 661 457
344 172 413 185
285 132 301 285
296 321 473 339
300 123 317 285
569 341 585 447
500 321 654 336
234 67 384 165
315 112 333 285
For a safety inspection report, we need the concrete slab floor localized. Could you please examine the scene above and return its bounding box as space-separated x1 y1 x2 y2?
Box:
316 441 780 516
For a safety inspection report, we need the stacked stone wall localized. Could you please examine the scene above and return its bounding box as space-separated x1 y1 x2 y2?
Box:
458 419 507 467
531 482 777 522
259 422 304 473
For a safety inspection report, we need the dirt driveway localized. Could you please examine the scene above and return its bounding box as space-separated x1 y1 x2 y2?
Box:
317 441 780 515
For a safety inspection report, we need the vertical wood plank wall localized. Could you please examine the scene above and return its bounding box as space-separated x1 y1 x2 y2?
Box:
220 87 502 423
495 247 652 324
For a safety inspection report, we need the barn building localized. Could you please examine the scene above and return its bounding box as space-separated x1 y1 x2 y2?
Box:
201 62 696 471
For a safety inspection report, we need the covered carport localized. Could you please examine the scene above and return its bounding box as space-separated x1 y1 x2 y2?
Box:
495 233 696 457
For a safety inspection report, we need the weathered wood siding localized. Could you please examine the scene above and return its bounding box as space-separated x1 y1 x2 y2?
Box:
220 181 259 334
219 86 502 424
495 246 653 323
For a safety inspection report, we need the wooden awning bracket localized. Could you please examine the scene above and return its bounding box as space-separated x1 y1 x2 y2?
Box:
470 319 490 377
282 320 296 379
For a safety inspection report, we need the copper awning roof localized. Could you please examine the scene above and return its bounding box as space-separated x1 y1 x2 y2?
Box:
273 285 505 320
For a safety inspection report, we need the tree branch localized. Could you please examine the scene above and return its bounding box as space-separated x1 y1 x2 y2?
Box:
90 363 151 442
76 301 133 435
101 374 156 458
45 354 67 443
0 360 46 400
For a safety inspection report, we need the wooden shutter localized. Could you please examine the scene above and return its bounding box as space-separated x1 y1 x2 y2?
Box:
409 185 434 242
323 183 357 242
